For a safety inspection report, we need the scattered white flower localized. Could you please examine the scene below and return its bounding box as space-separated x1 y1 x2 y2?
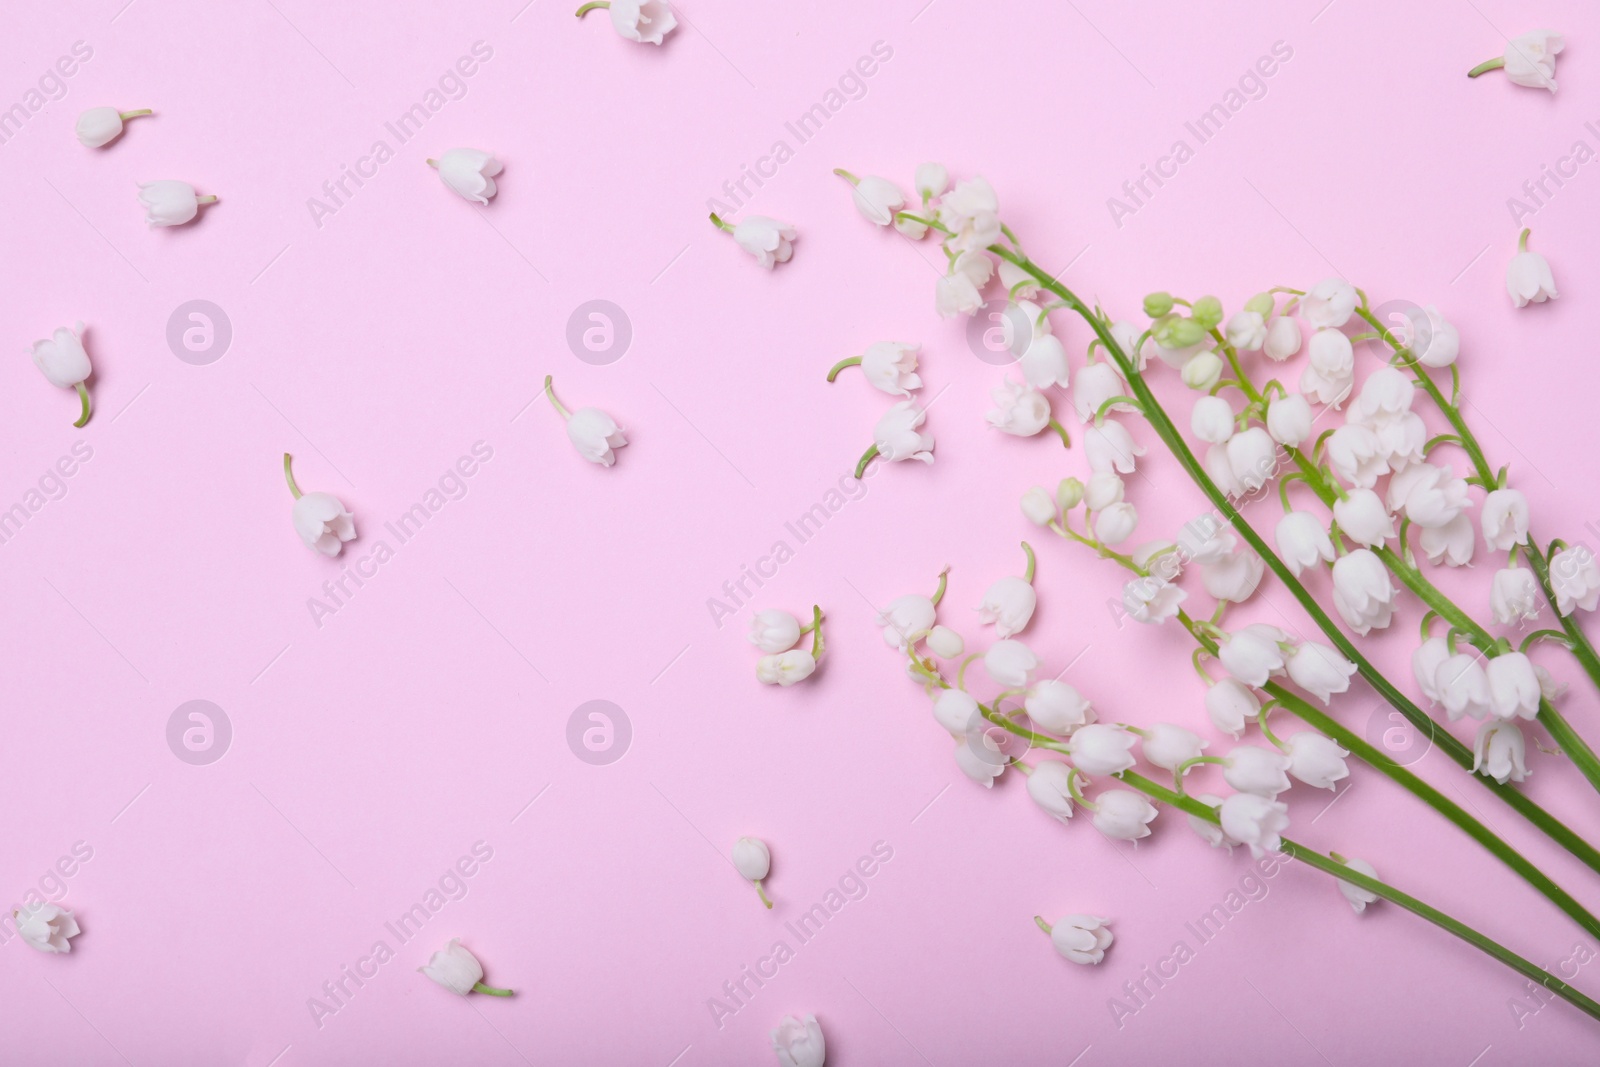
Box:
15 903 80 953
937 175 1001 253
877 594 936 651
873 401 936 465
1084 419 1145 475
732 836 775 908
749 610 801 654
1481 488 1530 550
578 0 678 44
1021 486 1057 526
925 624 964 658
1471 29 1564 91
419 939 510 997
757 650 817 686
76 106 152 147
932 688 980 734
285 453 356 558
955 733 1007 787
986 378 1053 437
770 1014 826 1067
1042 914 1113 965
1094 502 1138 546
1301 279 1357 329
1507 229 1557 306
859 342 922 397
545 376 627 466
844 173 904 226
914 162 949 202
978 575 1036 639
935 250 993 318
1399 304 1459 368
29 322 94 426
715 214 797 270
428 149 502 204
138 180 217 226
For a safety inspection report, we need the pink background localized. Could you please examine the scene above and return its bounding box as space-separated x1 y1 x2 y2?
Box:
4 0 1600 1063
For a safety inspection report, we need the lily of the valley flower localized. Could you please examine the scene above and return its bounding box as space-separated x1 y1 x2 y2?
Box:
711 212 796 269
1020 333 1070 390
1025 760 1077 822
1507 229 1558 307
985 638 1039 687
932 688 980 734
1025 679 1094 734
755 605 824 685
1140 722 1207 773
1091 788 1158 840
1093 502 1138 547
1285 641 1358 704
1487 651 1541 720
1332 489 1396 548
29 322 94 426
986 378 1058 439
1330 549 1398 635
1187 793 1235 850
1222 745 1292 797
1413 636 1451 704
76 106 152 147
955 733 1008 787
828 341 922 396
834 169 904 226
545 375 627 466
1205 678 1261 738
284 453 356 558
418 939 512 997
15 903 80 953
879 579 941 651
1436 651 1492 720
1469 29 1563 91
937 175 1001 253
575 0 677 44
926 624 964 658
1473 720 1530 784
977 543 1037 638
1400 304 1460 368
860 400 934 475
1218 793 1289 858
1084 420 1146 475
138 180 217 226
732 836 774 909
1481 488 1530 550
1419 514 1477 567
1122 573 1185 624
1284 732 1350 790
1333 855 1381 914
1069 723 1137 776
1191 395 1234 445
1550 544 1600 616
1491 566 1539 625
756 650 817 686
1275 512 1335 577
428 149 502 204
1265 392 1312 447
1036 913 1112 965
1263 315 1303 361
749 610 802 654
935 250 994 318
1218 624 1290 686
771 1013 826 1067
1301 278 1357 329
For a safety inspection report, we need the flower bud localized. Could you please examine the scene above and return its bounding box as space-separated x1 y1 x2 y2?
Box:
1190 296 1223 330
1181 351 1224 391
1153 316 1206 349
1143 291 1175 317
1056 477 1084 510
1244 291 1276 317
1021 486 1057 526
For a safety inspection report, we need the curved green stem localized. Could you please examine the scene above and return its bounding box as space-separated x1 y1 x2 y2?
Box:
73 382 91 427
995 246 1600 875
544 374 571 419
708 212 735 233
472 982 514 996
853 444 878 479
827 355 862 382
1021 541 1036 584
931 566 949 607
831 167 859 185
574 0 610 15
809 605 825 662
1468 56 1506 78
1047 418 1071 448
754 879 774 909
283 453 303 500
1120 771 1600 1027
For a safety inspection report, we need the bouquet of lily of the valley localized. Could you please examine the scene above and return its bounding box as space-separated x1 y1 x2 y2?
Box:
833 164 1600 1022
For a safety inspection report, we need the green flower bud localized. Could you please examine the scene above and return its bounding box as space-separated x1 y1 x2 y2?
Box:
1143 291 1175 318
1181 351 1225 391
1191 296 1224 331
1244 291 1276 317
1153 315 1206 349
1057 476 1085 511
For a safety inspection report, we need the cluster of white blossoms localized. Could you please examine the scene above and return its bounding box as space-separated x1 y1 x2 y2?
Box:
827 338 935 472
747 607 825 687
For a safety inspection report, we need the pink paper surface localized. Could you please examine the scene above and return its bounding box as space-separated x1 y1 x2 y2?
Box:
4 0 1600 1063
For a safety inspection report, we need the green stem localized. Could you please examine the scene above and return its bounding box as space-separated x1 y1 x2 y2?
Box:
831 167 859 185
853 444 878 479
1119 771 1600 1027
73 382 91 427
283 453 303 500
827 355 862 382
119 108 153 120
574 0 610 15
754 880 774 909
1467 57 1506 78
544 374 571 419
472 982 514 996
1021 541 1036 584
995 246 1600 875
1033 915 1052 934
809 605 825 662
931 566 949 607
1047 417 1072 448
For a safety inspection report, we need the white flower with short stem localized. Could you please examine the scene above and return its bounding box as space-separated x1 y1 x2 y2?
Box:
1191 394 1235 445
1469 29 1563 91
977 542 1039 638
1276 512 1335 577
1089 788 1158 841
1419 514 1476 567
1301 278 1357 329
418 939 512 997
710 212 796 269
937 175 1001 253
986 378 1067 443
926 624 964 659
1036 913 1113 965
1025 679 1095 734
1481 488 1530 551
1265 392 1312 448
1491 567 1540 626
29 322 94 426
1330 548 1398 635
757 609 824 686
1474 720 1530 784
1217 744 1292 798
427 149 502 204
1084 419 1146 474
1436 649 1492 721
954 731 1008 788
1332 854 1381 913
1069 723 1137 776
284 453 356 558
1549 544 1600 615
1138 722 1207 773
545 375 627 466
14 903 80 953
575 0 678 43
1487 651 1541 720
859 400 935 474
1285 641 1358 704
1413 635 1451 704
1218 793 1289 858
1264 315 1303 361
1201 541 1264 603
770 1014 826 1067
827 341 922 397
76 106 152 147
1217 624 1291 687
732 836 775 909
1023 759 1077 822
1506 228 1557 306
935 250 994 318
138 180 218 226
1123 573 1185 624
985 638 1039 688
1205 678 1261 738
833 168 904 226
